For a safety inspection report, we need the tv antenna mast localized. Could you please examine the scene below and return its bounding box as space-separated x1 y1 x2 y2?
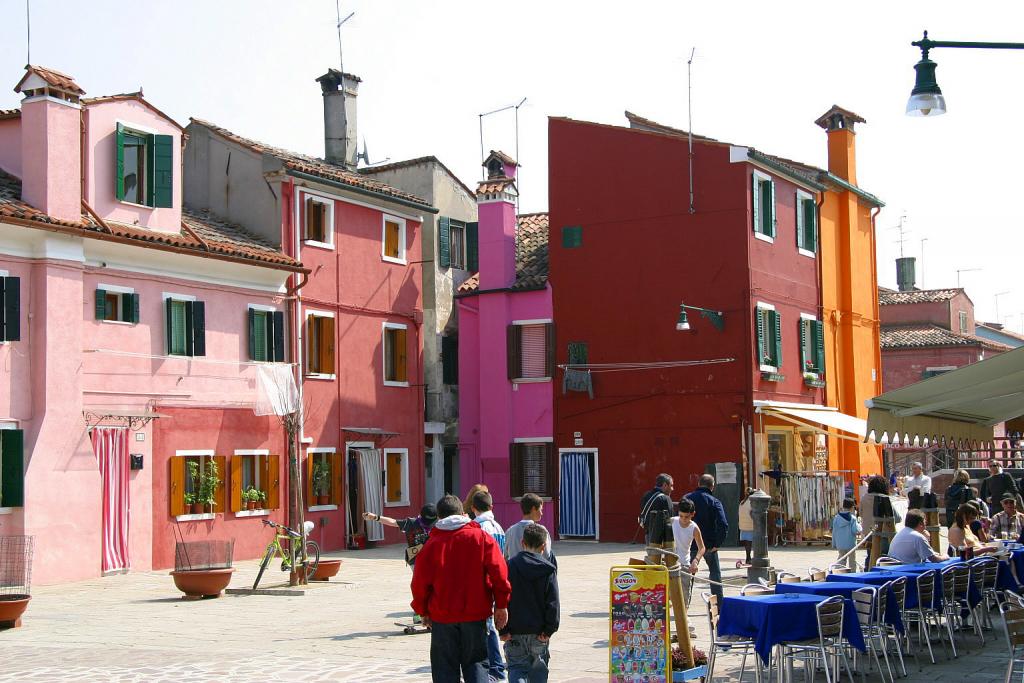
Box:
478 98 527 210
890 213 909 257
687 47 696 214
335 1 355 74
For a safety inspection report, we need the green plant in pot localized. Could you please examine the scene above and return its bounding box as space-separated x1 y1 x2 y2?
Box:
183 492 199 515
242 486 264 511
198 459 220 513
186 461 202 513
312 460 331 506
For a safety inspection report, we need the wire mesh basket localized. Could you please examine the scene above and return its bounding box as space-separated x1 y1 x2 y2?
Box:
0 536 33 599
174 539 234 572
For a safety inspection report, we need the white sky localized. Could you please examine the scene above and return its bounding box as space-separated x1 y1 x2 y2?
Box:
3 1 1022 330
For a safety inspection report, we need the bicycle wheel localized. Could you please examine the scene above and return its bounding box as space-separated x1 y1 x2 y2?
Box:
253 545 274 590
303 540 320 581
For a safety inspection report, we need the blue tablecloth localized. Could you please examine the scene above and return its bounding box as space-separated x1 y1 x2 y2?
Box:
872 559 980 606
718 593 866 665
783 581 902 632
828 571 932 609
998 560 1019 591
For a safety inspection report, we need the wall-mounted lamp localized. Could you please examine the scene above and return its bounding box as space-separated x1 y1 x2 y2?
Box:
677 303 724 332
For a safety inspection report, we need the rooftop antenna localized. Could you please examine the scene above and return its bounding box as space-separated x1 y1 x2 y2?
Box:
356 137 390 167
25 0 30 64
478 97 527 210
956 267 981 288
919 237 928 288
890 213 909 257
687 47 696 214
335 0 355 74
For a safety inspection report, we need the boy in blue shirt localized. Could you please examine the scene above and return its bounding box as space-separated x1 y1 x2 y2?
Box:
831 498 862 570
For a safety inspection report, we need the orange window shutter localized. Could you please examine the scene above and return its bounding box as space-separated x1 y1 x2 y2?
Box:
306 452 315 505
304 197 315 240
322 316 335 374
385 222 398 257
265 454 280 510
396 328 408 381
170 457 185 517
386 452 402 502
213 455 227 512
330 451 344 506
230 456 242 512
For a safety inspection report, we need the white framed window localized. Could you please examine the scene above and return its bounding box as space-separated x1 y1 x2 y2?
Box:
302 192 334 248
305 309 335 378
383 322 409 386
510 442 555 498
307 446 339 511
958 310 969 333
248 304 285 363
449 219 466 269
509 319 554 382
382 215 407 264
751 170 775 242
95 284 139 324
162 292 204 357
795 190 817 257
755 302 781 372
799 313 825 377
383 448 410 507
172 449 220 520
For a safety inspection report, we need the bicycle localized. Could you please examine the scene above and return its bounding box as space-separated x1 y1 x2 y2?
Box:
253 519 320 589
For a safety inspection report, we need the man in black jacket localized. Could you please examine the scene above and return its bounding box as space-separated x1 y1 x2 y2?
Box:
639 473 675 545
982 460 1021 509
686 474 728 600
501 524 559 683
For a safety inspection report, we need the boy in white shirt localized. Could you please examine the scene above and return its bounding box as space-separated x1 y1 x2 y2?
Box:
672 498 705 606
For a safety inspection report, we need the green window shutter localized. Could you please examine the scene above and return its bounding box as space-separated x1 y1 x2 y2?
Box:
247 308 257 360
805 200 817 252
95 289 107 320
168 299 187 355
751 175 761 235
561 226 583 248
772 310 782 367
799 319 807 370
115 123 126 201
755 309 766 365
1 276 19 342
0 429 24 508
151 134 174 208
813 320 825 375
252 311 268 362
272 311 285 362
795 194 805 250
767 179 776 237
129 293 140 324
442 335 458 385
438 216 451 269
191 301 206 357
466 222 479 272
567 341 588 365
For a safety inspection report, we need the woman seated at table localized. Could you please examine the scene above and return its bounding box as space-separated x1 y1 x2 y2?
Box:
948 503 997 556
889 509 949 564
966 498 992 542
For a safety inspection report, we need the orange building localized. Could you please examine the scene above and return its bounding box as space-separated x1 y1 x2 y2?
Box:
814 106 885 481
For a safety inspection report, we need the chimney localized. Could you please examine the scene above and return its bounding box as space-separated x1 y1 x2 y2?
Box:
814 105 866 185
15 65 84 222
896 257 917 292
476 151 519 290
316 69 360 169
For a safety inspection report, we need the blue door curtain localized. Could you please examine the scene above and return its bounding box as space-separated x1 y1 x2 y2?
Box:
559 452 596 537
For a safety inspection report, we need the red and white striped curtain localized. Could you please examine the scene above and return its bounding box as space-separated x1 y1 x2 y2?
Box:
91 426 130 572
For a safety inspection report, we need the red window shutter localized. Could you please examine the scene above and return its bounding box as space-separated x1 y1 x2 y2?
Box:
507 325 521 380
509 443 524 498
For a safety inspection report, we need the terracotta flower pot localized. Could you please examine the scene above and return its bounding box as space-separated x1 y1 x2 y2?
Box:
190 503 202 515
170 568 235 599
247 501 257 510
202 503 213 514
311 559 342 581
0 595 30 629
317 495 329 506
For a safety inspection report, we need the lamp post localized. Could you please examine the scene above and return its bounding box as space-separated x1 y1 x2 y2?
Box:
907 31 1024 116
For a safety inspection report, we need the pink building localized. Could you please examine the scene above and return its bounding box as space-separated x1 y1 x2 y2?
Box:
456 152 553 526
0 66 306 583
184 70 431 553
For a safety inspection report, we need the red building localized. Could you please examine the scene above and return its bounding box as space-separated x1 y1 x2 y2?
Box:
548 111 877 542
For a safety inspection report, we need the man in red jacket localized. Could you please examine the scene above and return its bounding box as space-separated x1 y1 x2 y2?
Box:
412 494 511 683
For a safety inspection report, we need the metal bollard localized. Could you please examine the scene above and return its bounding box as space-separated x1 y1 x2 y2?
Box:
747 488 772 583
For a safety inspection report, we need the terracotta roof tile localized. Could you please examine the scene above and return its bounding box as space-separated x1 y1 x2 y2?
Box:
880 324 1010 350
476 177 516 195
190 119 431 209
17 65 85 95
458 212 549 294
879 288 962 305
0 170 302 270
0 109 19 121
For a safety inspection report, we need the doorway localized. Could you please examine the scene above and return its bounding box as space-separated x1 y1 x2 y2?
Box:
345 443 384 545
558 449 598 539
443 444 459 496
91 426 130 574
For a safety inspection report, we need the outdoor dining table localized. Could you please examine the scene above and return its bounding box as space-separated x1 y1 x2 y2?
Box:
829 570 934 609
871 558 981 606
791 578 903 631
718 593 866 668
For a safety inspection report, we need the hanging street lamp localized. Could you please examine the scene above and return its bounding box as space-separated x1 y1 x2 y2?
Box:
676 303 724 332
907 30 1024 117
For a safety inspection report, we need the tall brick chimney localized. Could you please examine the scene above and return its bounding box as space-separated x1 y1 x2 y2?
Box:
316 69 360 170
814 105 866 185
14 65 83 222
476 151 519 290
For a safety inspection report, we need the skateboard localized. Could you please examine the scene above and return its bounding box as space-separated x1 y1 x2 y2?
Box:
395 621 431 635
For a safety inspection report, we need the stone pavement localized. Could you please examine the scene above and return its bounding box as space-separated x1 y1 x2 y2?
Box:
0 539 1011 681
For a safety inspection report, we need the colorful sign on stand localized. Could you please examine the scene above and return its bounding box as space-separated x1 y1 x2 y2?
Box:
609 565 670 683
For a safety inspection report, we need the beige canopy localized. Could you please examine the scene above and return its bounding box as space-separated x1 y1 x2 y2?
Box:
866 345 1024 447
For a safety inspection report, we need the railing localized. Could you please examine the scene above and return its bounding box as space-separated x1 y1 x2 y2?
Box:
885 435 1024 472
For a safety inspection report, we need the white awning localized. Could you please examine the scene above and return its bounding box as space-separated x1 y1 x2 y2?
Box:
866 345 1024 447
754 401 869 442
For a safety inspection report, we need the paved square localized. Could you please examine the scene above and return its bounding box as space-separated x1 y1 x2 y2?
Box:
0 541 1009 681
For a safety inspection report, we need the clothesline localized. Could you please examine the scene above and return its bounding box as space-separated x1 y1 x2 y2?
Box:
557 358 734 374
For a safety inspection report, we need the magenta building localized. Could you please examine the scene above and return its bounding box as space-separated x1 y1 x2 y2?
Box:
455 152 553 526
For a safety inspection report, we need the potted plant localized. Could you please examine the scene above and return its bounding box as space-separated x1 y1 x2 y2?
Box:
255 489 267 508
671 646 708 681
184 492 201 515
198 459 219 513
242 487 265 510
312 460 331 506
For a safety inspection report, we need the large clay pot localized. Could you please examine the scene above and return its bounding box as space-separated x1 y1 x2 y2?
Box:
190 503 202 515
311 559 342 581
0 595 30 628
202 503 213 514
170 568 235 599
247 500 257 510
317 495 329 506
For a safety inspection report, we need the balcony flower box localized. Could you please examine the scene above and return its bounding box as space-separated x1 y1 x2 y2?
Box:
760 371 785 383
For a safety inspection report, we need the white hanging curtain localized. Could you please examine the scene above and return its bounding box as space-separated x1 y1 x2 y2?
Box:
359 449 384 542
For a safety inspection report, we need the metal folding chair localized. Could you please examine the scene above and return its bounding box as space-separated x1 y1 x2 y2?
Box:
809 568 827 582
1001 602 1024 682
942 564 979 653
853 584 896 683
778 595 855 683
900 569 945 664
828 563 853 575
702 591 762 683
777 571 802 584
884 576 914 674
875 556 904 568
740 583 774 596
1006 589 1024 610
968 556 999 634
